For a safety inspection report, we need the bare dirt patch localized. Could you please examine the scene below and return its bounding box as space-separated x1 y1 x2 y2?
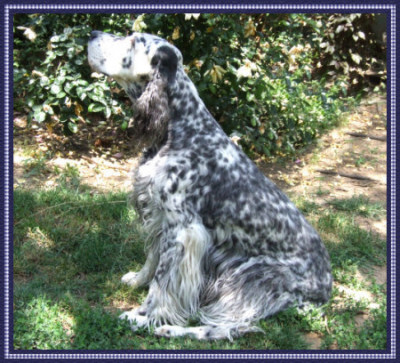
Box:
303 332 323 350
13 116 138 193
257 96 387 236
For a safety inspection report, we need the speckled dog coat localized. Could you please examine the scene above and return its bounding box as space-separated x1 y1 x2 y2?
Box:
88 31 332 340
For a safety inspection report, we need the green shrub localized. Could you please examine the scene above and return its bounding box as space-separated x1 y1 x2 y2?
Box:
140 13 353 156
13 13 386 156
13 14 134 134
310 13 387 93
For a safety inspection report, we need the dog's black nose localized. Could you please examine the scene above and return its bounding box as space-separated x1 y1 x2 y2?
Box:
90 31 102 41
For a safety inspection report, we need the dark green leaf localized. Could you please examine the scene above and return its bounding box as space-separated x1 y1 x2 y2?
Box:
88 103 105 113
67 121 78 133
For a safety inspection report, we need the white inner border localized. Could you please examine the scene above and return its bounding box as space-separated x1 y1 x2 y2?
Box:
4 3 396 360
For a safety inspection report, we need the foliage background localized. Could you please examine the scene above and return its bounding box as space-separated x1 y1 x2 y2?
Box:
13 13 386 157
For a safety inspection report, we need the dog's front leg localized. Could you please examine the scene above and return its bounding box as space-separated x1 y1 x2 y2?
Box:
120 222 211 330
121 246 159 289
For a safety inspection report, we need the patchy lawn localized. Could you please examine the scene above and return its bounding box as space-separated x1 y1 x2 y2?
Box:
12 95 387 350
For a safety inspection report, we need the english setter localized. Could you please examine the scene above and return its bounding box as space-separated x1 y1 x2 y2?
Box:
88 31 332 340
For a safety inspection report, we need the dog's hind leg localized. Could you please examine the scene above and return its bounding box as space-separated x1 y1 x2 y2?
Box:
194 254 329 339
149 256 301 340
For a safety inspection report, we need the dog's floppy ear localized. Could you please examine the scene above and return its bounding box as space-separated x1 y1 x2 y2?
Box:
151 46 178 84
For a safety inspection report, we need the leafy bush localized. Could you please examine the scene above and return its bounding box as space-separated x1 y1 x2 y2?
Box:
14 14 134 134
136 13 352 156
13 13 386 156
310 13 387 93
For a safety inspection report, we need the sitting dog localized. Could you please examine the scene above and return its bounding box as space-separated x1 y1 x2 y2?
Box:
88 31 332 340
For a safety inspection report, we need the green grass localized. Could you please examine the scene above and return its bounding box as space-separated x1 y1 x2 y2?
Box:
13 170 387 350
328 195 386 219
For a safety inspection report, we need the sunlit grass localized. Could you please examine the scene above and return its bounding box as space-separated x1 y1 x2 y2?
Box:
13 169 387 350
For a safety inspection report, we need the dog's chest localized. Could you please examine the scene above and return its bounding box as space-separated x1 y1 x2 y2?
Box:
135 154 166 192
134 153 182 204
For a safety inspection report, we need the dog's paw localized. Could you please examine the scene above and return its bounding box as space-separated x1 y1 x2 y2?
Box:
154 325 183 338
154 325 209 339
119 309 148 331
121 271 141 287
154 325 234 340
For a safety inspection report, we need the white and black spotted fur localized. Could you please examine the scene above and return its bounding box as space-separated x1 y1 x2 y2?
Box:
88 31 332 340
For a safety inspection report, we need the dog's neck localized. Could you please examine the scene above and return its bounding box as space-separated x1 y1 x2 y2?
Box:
168 69 219 136
129 67 219 157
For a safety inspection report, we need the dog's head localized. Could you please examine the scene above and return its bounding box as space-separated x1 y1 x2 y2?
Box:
88 31 182 99
88 31 184 148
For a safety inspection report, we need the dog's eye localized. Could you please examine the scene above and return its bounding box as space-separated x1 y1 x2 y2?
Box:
151 56 159 67
140 75 150 82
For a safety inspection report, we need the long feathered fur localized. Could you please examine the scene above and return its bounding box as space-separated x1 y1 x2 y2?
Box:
132 73 170 149
88 31 333 341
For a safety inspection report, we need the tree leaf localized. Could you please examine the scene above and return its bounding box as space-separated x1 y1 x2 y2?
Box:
67 121 78 133
34 111 46 123
50 84 61 95
350 53 362 65
358 31 366 40
56 91 66 99
335 25 344 33
88 103 105 113
120 121 128 130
